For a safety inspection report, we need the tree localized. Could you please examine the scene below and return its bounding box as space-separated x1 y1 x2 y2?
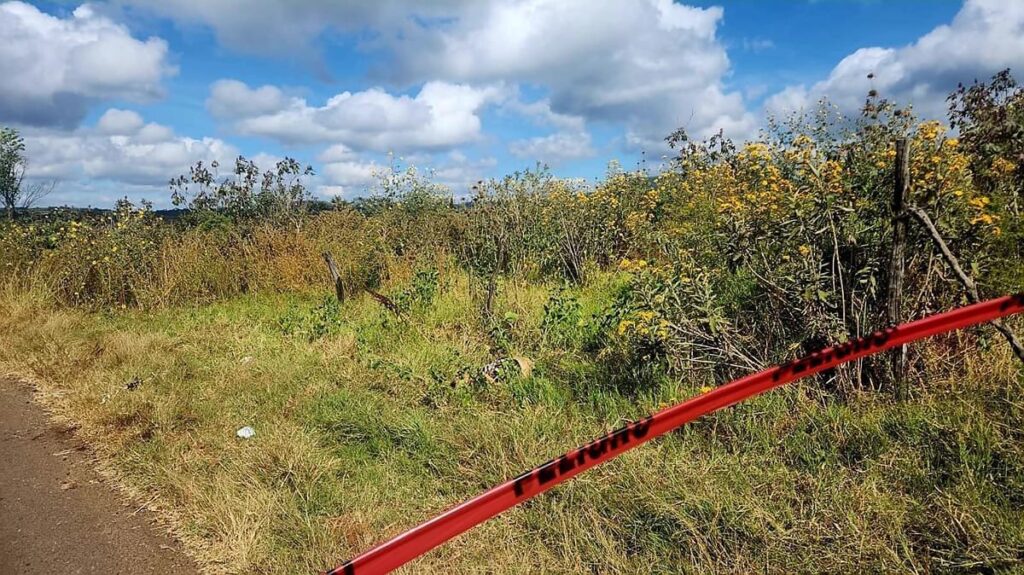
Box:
0 127 52 220
948 69 1024 214
1 127 26 220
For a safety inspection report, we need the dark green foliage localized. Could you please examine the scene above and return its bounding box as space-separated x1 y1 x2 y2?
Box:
278 296 343 341
541 284 584 347
393 268 440 312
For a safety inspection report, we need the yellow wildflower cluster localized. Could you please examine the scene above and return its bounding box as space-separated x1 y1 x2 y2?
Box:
991 156 1017 176
618 258 649 272
910 124 972 201
624 210 652 232
642 189 660 211
0 202 163 307
901 122 1002 236
917 120 943 142
716 143 797 218
966 195 1000 231
616 309 671 340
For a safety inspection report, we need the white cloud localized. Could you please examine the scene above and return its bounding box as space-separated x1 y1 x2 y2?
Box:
23 109 238 199
314 143 380 198
96 108 144 135
206 79 290 119
316 143 359 164
0 2 174 127
128 0 755 147
207 79 505 151
509 131 594 165
383 0 757 146
432 152 497 196
320 161 379 193
502 95 587 133
765 0 1024 122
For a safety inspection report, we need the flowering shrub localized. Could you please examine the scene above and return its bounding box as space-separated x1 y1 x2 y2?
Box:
599 256 751 385
0 200 165 307
588 91 1019 390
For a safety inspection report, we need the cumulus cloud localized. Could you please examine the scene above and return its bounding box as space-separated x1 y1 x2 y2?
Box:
765 0 1024 122
23 109 237 193
128 0 755 148
316 144 380 197
95 108 145 135
0 2 174 127
502 96 587 133
207 79 505 151
432 151 498 196
382 0 757 147
509 132 594 165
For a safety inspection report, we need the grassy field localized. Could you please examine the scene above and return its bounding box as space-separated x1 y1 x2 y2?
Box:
3 271 1023 574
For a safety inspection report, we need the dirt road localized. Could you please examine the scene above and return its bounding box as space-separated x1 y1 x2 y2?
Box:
1 380 199 574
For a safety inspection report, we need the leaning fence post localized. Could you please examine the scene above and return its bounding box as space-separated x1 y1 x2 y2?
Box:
322 251 345 302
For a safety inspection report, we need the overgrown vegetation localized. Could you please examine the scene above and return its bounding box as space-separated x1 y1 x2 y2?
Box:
1 72 1022 574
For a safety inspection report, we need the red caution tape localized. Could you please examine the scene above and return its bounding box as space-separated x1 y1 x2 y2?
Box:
327 293 1024 575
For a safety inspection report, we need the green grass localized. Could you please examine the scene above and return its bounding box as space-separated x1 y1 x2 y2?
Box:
1 274 1023 574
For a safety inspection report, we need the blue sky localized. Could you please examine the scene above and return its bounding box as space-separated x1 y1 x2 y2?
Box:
1 0 1017 208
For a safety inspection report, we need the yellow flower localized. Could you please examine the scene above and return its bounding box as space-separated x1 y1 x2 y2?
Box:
917 121 944 141
968 196 991 208
991 157 1016 176
798 244 811 256
699 386 713 394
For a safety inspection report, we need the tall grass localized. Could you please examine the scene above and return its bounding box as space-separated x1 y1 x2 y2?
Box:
2 271 1021 573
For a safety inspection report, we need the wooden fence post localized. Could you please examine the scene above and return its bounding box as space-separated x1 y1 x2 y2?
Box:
886 138 910 395
322 251 345 302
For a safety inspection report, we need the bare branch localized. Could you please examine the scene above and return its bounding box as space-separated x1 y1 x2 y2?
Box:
906 205 1024 364
19 179 54 209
